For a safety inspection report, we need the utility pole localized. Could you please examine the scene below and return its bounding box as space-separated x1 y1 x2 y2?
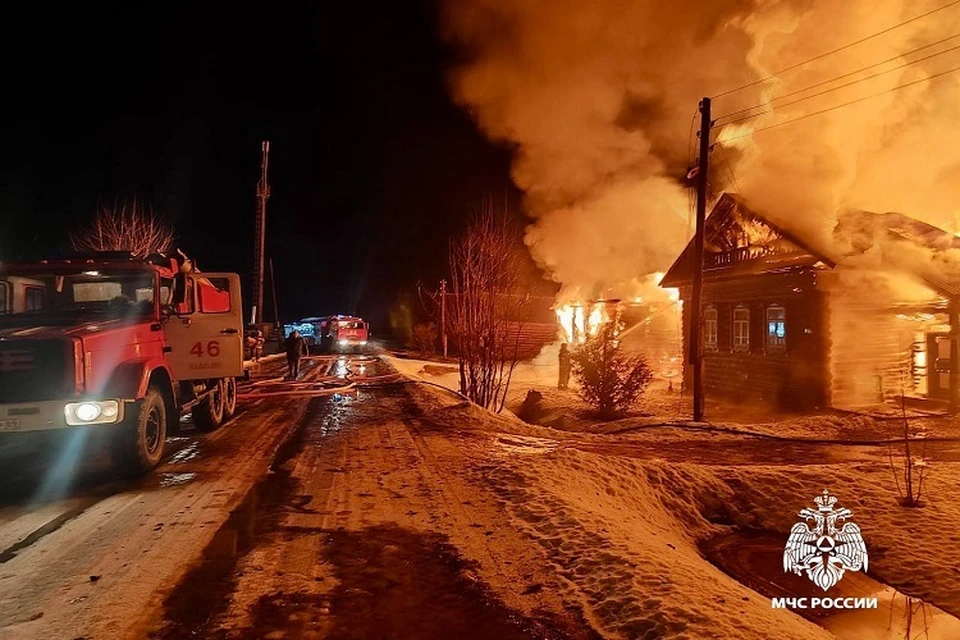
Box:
269 258 280 346
950 299 959 411
253 140 271 326
440 279 448 359
690 97 711 422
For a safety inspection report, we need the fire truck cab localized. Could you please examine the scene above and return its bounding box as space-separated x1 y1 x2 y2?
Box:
0 252 244 474
319 315 369 353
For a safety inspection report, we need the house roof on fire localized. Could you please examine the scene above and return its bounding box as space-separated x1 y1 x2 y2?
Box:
659 193 960 297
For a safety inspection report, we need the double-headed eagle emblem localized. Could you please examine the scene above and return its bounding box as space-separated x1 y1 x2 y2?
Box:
783 490 868 591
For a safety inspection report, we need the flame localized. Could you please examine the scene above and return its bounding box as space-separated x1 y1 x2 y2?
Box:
557 305 576 343
651 272 680 303
555 301 611 344
586 304 606 337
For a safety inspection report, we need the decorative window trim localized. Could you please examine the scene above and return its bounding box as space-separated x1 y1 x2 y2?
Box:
733 305 750 352
704 306 718 352
766 304 786 350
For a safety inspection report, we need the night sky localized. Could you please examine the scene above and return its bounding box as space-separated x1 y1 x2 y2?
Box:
0 2 530 329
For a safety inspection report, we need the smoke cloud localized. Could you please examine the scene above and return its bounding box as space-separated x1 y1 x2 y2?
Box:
439 0 960 300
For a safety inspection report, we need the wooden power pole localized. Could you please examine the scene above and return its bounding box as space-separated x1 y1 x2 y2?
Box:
253 141 271 326
690 97 711 422
440 279 448 359
269 258 280 344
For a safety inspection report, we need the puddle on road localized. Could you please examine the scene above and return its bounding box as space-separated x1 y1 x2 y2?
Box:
157 472 198 488
701 530 960 639
167 440 200 464
240 524 596 640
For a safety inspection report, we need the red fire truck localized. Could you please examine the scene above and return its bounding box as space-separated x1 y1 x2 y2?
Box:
318 315 369 353
0 251 244 474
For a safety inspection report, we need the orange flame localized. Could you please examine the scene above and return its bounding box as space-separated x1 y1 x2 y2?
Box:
556 302 611 343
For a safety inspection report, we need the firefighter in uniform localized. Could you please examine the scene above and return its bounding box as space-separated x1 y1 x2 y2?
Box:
558 342 571 390
285 330 307 380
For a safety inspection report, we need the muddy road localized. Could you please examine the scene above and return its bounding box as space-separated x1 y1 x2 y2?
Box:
0 355 337 639
0 356 593 640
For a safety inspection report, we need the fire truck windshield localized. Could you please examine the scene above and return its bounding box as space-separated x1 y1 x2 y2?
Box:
0 269 157 318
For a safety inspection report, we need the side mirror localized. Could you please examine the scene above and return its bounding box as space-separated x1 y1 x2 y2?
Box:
172 273 186 306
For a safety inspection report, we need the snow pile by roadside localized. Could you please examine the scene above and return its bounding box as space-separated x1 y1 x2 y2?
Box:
404 381 960 638
386 354 460 391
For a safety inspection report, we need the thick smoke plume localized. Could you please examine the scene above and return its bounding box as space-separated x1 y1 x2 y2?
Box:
440 0 960 300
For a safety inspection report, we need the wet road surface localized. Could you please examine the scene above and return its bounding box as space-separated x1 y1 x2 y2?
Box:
0 356 333 639
152 363 595 640
0 356 595 640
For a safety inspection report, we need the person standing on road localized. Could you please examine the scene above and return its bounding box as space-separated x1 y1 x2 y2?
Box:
285 330 307 380
254 330 265 363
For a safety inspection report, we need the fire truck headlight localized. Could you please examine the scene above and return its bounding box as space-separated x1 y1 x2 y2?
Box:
338 339 348 346
75 403 101 422
65 400 121 425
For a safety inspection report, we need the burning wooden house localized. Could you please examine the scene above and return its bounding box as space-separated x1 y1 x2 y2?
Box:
660 193 960 410
555 298 683 380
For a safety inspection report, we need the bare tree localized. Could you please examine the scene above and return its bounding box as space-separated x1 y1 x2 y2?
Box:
887 387 929 508
70 198 175 257
448 201 526 412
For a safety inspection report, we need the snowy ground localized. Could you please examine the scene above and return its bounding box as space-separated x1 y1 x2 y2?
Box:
386 352 960 638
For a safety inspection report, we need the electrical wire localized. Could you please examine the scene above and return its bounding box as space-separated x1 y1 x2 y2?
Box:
715 143 743 197
686 109 698 238
712 0 960 99
716 35 960 123
717 63 960 143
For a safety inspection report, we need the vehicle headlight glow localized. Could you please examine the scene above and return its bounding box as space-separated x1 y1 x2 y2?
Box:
65 400 122 426
75 403 101 422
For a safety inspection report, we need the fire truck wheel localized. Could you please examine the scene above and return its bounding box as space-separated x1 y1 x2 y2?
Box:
194 379 225 432
223 377 238 419
115 387 167 475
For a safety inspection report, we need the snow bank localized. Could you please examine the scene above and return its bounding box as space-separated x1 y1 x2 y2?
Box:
401 376 960 638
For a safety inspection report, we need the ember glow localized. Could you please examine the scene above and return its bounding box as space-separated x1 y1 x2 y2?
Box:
653 272 680 303
556 302 611 344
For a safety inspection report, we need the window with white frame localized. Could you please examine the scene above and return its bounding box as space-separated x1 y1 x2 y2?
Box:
766 305 786 349
733 306 750 351
704 306 718 351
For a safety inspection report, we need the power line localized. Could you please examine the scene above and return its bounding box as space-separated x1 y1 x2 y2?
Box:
715 34 960 123
717 63 960 142
715 143 743 197
712 0 960 99
716 42 960 125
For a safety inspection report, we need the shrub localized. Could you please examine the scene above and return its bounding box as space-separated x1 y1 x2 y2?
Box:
572 325 653 418
411 321 438 358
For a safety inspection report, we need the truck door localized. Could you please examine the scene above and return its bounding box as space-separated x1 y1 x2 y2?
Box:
163 273 244 380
